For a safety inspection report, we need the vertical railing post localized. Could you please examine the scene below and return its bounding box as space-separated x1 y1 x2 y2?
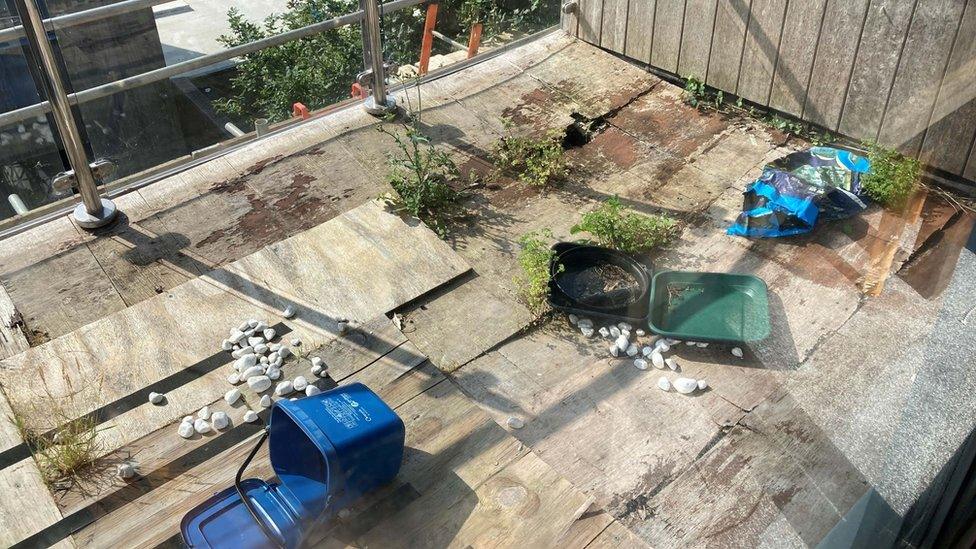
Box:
418 3 437 75
362 0 396 115
13 0 118 228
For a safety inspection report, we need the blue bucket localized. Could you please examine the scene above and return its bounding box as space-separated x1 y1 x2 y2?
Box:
180 383 405 548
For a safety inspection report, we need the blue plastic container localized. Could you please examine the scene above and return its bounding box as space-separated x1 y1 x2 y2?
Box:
181 383 405 548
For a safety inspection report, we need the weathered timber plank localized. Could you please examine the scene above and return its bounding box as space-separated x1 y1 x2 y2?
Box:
585 520 650 548
768 0 827 116
802 0 871 130
967 143 976 181
918 1 976 173
706 0 751 94
737 0 788 104
650 0 684 73
837 0 917 141
878 0 967 156
0 283 28 359
624 0 655 62
677 0 717 79
579 0 604 44
602 0 630 54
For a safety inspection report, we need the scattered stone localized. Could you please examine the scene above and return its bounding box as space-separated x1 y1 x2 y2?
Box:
673 377 698 394
291 338 301 346
311 365 323 376
198 406 211 420
665 357 678 371
278 346 292 359
260 356 269 365
568 314 579 325
657 377 671 391
338 509 351 519
224 388 242 405
227 373 241 385
148 391 165 405
641 346 653 357
268 367 282 380
598 327 610 338
621 330 631 340
282 305 296 318
117 462 136 479
667 338 680 345
253 343 269 355
193 418 212 434
254 321 269 331
506 417 525 429
615 334 630 352
248 319 259 328
578 318 594 329
696 342 709 348
260 394 272 408
237 322 250 332
235 354 258 371
618 322 633 331
221 339 233 351
697 379 708 391
275 381 294 396
634 358 648 370
241 365 264 379
229 330 246 344
270 343 282 353
290 397 298 401
392 313 403 331
636 329 646 337
211 411 230 430
182 416 194 424
651 351 665 369
686 341 696 346
263 328 276 341
336 319 349 335
581 326 595 337
305 385 322 397
610 326 621 338
178 421 195 439
270 355 283 368
244 329 255 337
247 376 272 393
655 340 671 353
248 336 264 347
293 376 308 391
243 410 259 423
311 356 323 368
626 343 639 357
732 347 744 358
610 345 620 358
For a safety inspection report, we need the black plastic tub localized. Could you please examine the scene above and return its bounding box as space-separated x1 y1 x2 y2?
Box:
546 242 651 324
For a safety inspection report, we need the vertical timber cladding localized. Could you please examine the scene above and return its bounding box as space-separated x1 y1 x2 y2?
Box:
566 0 976 181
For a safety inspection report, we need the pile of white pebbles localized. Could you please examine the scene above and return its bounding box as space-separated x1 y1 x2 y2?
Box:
568 314 744 395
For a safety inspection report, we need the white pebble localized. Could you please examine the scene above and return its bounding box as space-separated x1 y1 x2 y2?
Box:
247 375 272 393
667 338 680 344
227 373 241 385
248 319 259 328
198 406 211 420
636 329 646 337
305 385 322 397
178 422 195 438
291 338 301 346
193 418 211 434
657 377 671 391
234 355 257 371
621 330 631 340
311 356 323 368
270 343 282 352
686 341 696 346
148 391 165 405
598 327 610 338
278 346 292 359
641 346 653 357
260 356 269 365
241 365 264 379
506 417 525 429
268 367 282 380
610 326 621 338
651 351 665 369
229 330 246 344
581 326 595 338
221 339 233 351
275 381 294 396
211 411 229 430
225 388 242 405
260 394 272 408
243 410 259 423
696 342 708 348
290 397 298 401
253 343 269 355
697 379 708 391
732 347 744 358
282 305 296 318
634 358 648 370
270 355 283 368
626 343 639 357
568 314 579 325
231 346 250 359
117 462 136 479
254 321 269 331
665 357 678 371
311 365 323 376
182 416 193 424
578 318 594 329
618 322 632 331
610 345 620 358
248 336 264 347
673 377 699 394
293 376 308 391
655 340 671 353
244 328 255 337
237 322 250 332
262 328 276 341
615 334 630 352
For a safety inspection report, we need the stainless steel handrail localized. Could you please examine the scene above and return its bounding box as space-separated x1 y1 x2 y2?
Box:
0 0 171 44
0 0 424 128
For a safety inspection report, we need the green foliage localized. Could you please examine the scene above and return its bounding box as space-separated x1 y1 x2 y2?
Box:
492 126 567 187
571 196 678 254
683 76 708 108
456 0 556 36
515 229 560 315
861 142 920 209
214 0 363 122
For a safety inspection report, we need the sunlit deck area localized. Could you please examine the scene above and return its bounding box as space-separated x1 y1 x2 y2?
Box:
0 32 974 548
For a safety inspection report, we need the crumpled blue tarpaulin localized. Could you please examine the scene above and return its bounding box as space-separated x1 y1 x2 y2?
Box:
727 147 871 238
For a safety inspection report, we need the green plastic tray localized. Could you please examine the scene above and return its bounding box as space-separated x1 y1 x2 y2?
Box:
647 271 771 342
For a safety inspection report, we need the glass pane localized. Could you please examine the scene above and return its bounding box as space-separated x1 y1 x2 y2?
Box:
0 0 70 221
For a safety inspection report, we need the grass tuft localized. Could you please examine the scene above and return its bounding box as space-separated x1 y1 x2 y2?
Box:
515 229 560 316
492 124 567 188
571 196 678 254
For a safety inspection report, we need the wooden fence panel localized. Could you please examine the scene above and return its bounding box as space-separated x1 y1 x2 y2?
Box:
625 0 657 62
579 0 604 44
650 0 685 73
767 0 827 118
737 0 787 104
706 0 751 93
677 0 717 79
602 0 630 54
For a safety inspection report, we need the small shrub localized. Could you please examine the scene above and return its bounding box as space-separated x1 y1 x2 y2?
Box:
861 142 920 209
571 196 678 254
492 127 567 187
12 406 101 489
379 117 462 237
515 229 560 315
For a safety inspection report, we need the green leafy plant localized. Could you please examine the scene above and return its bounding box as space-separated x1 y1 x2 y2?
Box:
861 142 920 209
571 196 678 254
515 229 560 315
379 85 462 237
492 125 567 187
683 76 708 108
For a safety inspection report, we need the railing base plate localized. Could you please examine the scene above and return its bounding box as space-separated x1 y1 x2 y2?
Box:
73 198 118 229
363 95 397 116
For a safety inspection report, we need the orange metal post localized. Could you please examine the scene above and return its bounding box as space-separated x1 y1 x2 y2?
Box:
466 22 483 58
292 102 310 119
419 3 438 75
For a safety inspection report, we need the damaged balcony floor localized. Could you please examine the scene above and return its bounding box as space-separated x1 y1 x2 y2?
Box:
0 31 975 547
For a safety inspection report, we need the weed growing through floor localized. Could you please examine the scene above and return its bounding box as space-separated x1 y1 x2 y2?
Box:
571 196 678 254
861 141 921 210
515 229 561 316
378 81 463 237
492 120 568 187
682 76 834 145
11 402 102 489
